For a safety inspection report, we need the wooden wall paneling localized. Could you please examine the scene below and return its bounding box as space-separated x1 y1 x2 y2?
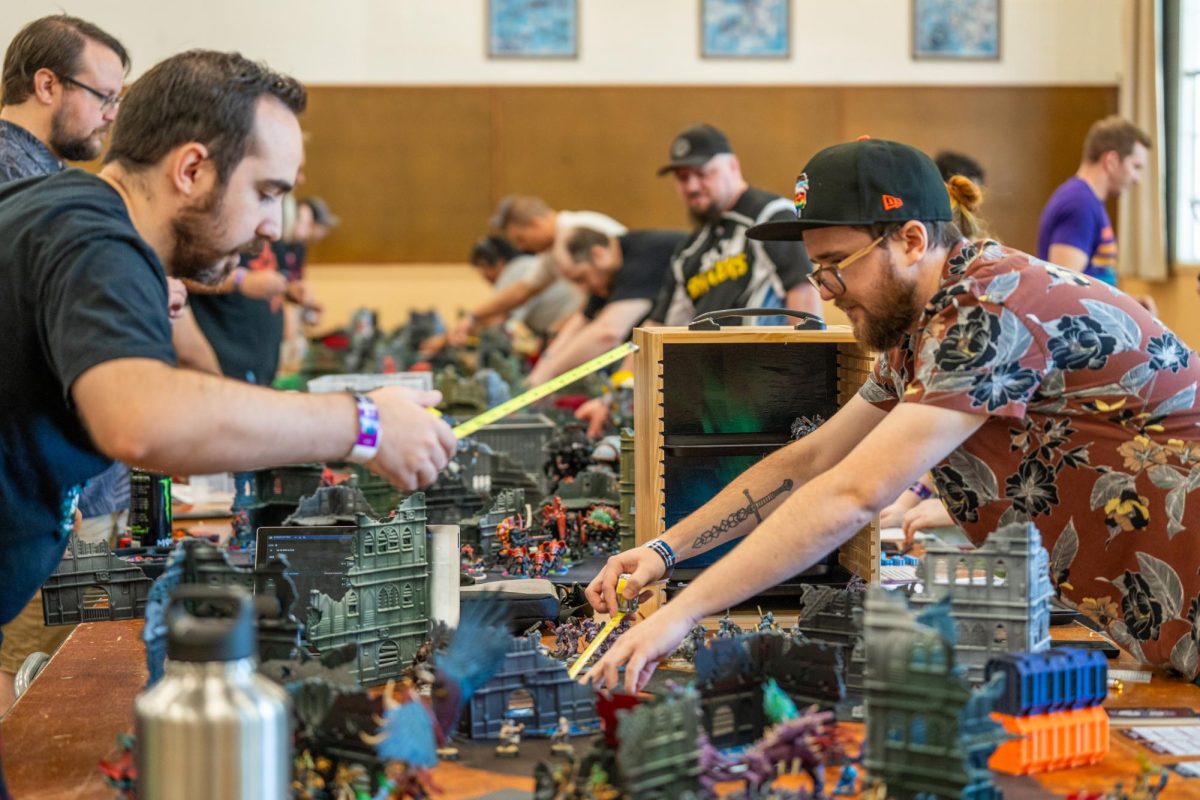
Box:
295 85 1116 263
301 87 493 263
839 86 1117 253
489 86 843 234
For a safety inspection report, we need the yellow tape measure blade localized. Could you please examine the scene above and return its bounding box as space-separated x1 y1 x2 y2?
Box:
452 341 637 439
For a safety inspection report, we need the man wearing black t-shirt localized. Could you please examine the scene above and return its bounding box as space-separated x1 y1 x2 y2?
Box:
0 50 455 687
652 123 822 325
527 227 685 385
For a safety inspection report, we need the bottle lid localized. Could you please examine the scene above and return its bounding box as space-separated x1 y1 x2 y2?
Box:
166 585 257 663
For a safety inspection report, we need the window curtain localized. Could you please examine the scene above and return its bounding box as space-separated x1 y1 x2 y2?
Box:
1118 0 1170 280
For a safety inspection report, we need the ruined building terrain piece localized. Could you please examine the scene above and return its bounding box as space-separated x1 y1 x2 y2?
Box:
863 586 1006 800
42 536 152 626
303 489 433 687
695 631 846 749
231 463 326 544
790 578 867 705
911 521 1053 684
615 688 705 800
463 636 599 740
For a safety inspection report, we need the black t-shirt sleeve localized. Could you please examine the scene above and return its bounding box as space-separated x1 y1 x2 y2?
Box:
582 295 605 320
760 208 814 290
39 236 176 397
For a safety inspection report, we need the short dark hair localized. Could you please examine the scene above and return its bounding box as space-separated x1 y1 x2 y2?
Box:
935 151 985 185
564 227 613 263
469 235 518 265
1083 115 1152 163
103 50 306 183
1 15 130 106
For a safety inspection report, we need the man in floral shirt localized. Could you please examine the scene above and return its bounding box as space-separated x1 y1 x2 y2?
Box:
581 138 1200 695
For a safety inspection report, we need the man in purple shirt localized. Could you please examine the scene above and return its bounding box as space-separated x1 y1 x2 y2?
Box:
1037 115 1151 287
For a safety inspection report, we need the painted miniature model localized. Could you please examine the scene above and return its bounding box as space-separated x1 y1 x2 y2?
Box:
551 715 575 756
670 624 709 663
717 612 743 639
552 619 582 661
495 717 525 758
757 610 778 632
832 761 859 796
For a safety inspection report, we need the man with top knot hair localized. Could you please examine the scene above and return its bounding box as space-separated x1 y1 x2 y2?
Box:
583 138 1200 694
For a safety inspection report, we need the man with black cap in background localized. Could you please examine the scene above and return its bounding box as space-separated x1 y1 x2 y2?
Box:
573 123 823 436
652 123 821 325
582 138 1200 694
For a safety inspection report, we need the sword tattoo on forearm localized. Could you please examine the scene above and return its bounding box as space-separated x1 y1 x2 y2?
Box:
691 479 795 550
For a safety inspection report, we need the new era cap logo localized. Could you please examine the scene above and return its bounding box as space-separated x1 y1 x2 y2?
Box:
671 137 691 158
882 194 904 211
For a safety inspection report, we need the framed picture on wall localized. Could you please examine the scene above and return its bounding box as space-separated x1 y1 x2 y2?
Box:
700 0 790 59
488 0 578 59
912 0 1000 60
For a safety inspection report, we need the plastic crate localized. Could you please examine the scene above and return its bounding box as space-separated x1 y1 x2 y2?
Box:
306 372 432 394
468 413 555 488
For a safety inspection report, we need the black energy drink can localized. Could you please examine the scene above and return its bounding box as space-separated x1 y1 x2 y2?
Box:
129 469 172 545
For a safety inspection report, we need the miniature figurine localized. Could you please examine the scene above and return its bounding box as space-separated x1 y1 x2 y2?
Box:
551 619 581 660
579 617 601 644
495 717 525 758
757 609 778 632
790 414 825 440
832 761 859 795
98 733 137 799
595 615 632 657
670 624 709 663
551 715 574 756
717 611 743 638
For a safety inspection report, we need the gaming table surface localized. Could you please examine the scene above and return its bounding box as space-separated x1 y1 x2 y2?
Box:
4 619 1200 799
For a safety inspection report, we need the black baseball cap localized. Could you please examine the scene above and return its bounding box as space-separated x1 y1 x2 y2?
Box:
656 123 733 175
747 138 953 241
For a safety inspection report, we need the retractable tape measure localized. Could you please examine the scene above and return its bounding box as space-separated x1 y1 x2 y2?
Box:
452 341 637 439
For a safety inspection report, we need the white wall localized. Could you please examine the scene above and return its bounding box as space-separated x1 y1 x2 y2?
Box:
1 0 1122 86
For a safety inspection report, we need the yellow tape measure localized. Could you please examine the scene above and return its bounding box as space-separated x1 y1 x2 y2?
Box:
567 575 637 680
452 341 637 439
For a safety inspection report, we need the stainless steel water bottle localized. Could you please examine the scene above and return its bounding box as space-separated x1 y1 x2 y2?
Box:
135 585 291 799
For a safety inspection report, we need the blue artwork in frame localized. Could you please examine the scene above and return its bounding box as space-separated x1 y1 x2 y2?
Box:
912 0 1001 61
488 0 578 59
701 0 790 59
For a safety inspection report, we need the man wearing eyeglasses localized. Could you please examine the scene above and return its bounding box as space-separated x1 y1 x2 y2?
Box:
0 15 126 179
583 139 1200 695
0 16 223 721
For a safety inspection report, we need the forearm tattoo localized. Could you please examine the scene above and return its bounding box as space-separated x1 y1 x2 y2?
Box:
691 479 794 550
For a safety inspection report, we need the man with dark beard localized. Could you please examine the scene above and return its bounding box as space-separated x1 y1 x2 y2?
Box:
0 15 223 719
651 123 821 325
582 139 1200 694
0 51 456 748
0 15 125 177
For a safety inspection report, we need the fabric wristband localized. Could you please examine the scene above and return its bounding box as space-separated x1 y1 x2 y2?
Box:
908 482 934 501
347 393 381 463
232 267 248 291
645 538 677 576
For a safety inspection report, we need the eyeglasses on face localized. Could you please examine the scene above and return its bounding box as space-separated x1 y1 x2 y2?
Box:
806 225 899 296
59 74 121 112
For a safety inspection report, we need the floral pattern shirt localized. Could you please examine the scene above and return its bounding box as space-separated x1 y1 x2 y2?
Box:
861 239 1200 678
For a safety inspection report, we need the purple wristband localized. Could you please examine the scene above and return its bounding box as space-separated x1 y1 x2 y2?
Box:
348 393 380 463
908 482 933 501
